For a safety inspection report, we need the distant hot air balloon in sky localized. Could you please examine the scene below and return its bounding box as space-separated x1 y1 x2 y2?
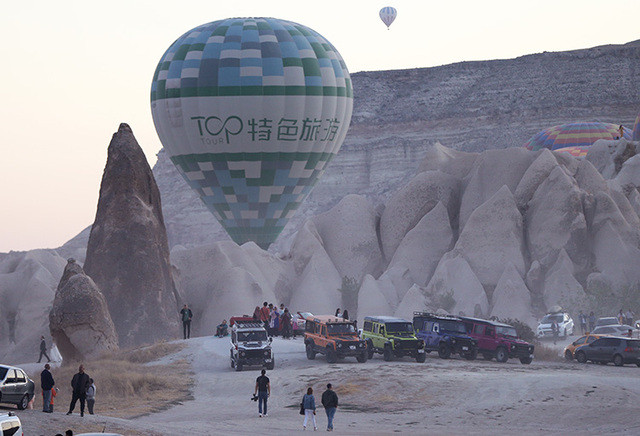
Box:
633 113 640 141
151 17 353 249
523 122 631 152
379 7 397 29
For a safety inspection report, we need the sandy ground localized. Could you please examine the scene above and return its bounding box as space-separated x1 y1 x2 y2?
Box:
10 334 640 435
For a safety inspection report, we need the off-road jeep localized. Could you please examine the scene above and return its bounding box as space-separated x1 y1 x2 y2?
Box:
304 315 368 363
361 316 426 362
413 312 478 360
230 320 274 371
460 316 534 364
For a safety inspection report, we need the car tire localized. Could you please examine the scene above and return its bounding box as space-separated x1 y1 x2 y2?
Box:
326 346 338 363
235 362 243 372
495 347 508 363
564 350 574 361
519 356 533 364
383 346 393 362
306 343 316 360
266 360 275 370
17 394 28 410
576 351 587 363
613 354 624 367
356 352 367 363
416 352 427 363
463 348 478 361
438 343 451 359
366 340 374 360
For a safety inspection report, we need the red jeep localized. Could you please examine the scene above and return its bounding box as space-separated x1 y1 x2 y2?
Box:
460 317 534 364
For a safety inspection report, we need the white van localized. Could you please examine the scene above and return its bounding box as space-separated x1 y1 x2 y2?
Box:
0 412 22 436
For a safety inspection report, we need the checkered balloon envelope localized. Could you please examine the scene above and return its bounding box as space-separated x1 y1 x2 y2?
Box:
151 17 353 249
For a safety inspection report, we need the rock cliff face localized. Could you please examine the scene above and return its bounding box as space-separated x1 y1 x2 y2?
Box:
83 124 180 347
49 259 118 361
149 40 640 250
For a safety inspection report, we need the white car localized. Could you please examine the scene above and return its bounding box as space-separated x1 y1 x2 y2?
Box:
537 312 574 338
0 412 22 436
592 324 640 338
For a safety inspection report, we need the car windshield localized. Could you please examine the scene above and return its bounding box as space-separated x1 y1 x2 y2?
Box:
541 314 563 323
440 320 466 333
0 367 7 380
496 326 518 338
327 323 357 335
597 318 618 326
238 331 267 342
386 322 414 333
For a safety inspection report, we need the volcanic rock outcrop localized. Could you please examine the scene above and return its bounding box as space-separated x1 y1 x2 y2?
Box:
49 259 118 361
83 124 180 347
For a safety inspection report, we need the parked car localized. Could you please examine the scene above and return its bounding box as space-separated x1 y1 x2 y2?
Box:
0 365 35 410
413 312 477 360
229 320 274 371
564 334 606 360
292 312 313 337
361 316 426 362
575 337 640 366
304 315 367 363
591 324 640 338
537 312 574 339
0 412 22 436
460 317 535 364
595 317 619 328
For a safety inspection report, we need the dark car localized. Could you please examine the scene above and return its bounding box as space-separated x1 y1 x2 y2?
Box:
575 337 640 366
413 312 478 360
0 365 35 410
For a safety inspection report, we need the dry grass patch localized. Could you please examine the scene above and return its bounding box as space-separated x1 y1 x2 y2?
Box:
31 342 193 419
534 343 563 362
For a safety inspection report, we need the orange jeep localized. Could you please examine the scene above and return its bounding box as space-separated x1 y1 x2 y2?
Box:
303 315 368 363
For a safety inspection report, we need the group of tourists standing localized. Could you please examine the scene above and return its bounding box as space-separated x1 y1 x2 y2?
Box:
40 364 96 416
254 302 294 338
254 369 340 431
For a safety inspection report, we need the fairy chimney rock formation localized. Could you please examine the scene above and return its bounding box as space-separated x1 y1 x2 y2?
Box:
83 123 180 347
49 259 118 361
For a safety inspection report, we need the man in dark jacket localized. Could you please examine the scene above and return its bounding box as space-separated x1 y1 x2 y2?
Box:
180 304 193 339
67 365 91 416
38 336 51 363
41 363 55 413
321 383 339 432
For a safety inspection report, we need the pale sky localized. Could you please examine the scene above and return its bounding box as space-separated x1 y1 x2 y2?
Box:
1 0 639 252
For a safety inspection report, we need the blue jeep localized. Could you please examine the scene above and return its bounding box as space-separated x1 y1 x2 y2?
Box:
413 312 478 360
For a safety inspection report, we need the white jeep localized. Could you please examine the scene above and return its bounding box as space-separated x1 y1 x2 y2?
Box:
230 321 274 371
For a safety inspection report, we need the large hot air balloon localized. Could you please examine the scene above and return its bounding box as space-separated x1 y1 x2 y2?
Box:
379 7 397 29
633 113 640 141
151 18 353 249
523 122 631 152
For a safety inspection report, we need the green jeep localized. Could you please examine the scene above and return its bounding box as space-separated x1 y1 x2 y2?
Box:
361 316 426 362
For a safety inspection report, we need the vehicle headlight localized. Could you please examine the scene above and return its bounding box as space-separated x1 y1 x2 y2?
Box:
337 343 342 348
451 338 456 344
511 344 516 350
358 342 364 348
240 351 245 357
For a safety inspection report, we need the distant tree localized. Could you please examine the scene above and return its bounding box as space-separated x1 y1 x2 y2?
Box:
436 290 456 313
498 318 536 343
337 276 360 316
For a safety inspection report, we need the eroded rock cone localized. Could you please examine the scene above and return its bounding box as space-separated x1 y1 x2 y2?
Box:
84 123 180 347
49 259 118 361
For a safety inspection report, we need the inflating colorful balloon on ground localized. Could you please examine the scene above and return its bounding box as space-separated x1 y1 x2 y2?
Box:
523 122 631 152
553 145 590 159
151 18 353 248
379 7 397 29
633 113 640 141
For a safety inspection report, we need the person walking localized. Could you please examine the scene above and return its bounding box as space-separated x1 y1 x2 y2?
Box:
588 311 596 333
321 383 339 432
551 321 559 345
67 365 91 417
301 387 317 431
180 304 193 339
41 363 55 413
254 369 270 417
38 336 51 363
579 311 587 335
